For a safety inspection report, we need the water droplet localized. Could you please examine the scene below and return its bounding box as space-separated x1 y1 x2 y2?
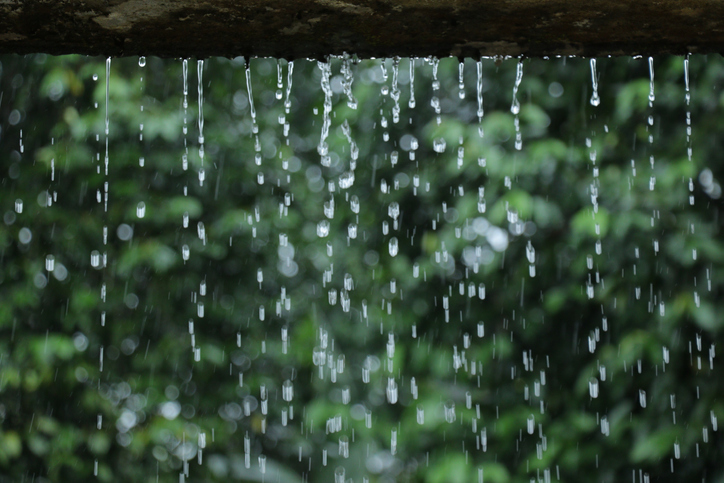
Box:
317 220 330 238
444 400 456 423
45 255 55 272
433 138 447 153
282 380 293 402
589 377 599 398
388 237 399 257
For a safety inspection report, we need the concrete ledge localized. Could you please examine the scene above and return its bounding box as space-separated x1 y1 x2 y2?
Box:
2 0 723 58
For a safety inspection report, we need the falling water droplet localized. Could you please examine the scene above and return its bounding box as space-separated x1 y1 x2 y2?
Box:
433 138 446 153
389 237 399 257
589 377 599 398
45 255 55 272
444 400 456 423
317 220 330 238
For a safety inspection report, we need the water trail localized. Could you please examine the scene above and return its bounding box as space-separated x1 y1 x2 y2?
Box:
408 58 416 109
245 59 263 167
182 59 189 195
647 57 655 190
197 59 205 187
105 57 110 137
284 60 294 114
684 55 699 314
276 59 284 100
98 56 112 465
341 54 358 110
585 58 602 313
458 60 465 99
685 55 692 163
104 57 110 180
476 59 484 136
379 59 391 142
391 57 400 124
341 120 359 171
279 60 292 139
197 60 205 146
245 60 258 133
511 60 523 150
196 60 206 188
139 57 145 157
648 56 655 106
183 59 189 110
510 60 523 115
318 60 333 167
590 58 600 107
429 57 441 125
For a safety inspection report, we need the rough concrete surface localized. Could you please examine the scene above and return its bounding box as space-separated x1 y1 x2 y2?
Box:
1 0 722 58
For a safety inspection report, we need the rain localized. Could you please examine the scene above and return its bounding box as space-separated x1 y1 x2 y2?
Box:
0 53 722 483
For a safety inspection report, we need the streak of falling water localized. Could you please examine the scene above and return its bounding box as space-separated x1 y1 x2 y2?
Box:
245 60 263 169
139 56 145 144
318 60 333 167
685 56 693 163
589 58 600 107
648 56 655 105
276 59 284 100
98 56 113 472
408 58 416 109
510 60 523 115
285 60 294 114
430 57 441 124
183 59 189 110
182 59 189 193
458 60 465 99
104 57 110 179
391 57 401 123
245 61 258 133
197 60 205 170
647 56 656 169
511 60 523 150
476 59 484 136
341 54 358 110
105 57 110 136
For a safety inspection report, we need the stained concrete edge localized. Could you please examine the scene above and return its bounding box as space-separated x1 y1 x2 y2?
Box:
1 0 722 58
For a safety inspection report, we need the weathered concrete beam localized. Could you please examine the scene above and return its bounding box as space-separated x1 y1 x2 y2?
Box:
1 0 723 59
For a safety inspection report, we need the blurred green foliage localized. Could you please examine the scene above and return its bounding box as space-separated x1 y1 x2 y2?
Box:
0 53 723 483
